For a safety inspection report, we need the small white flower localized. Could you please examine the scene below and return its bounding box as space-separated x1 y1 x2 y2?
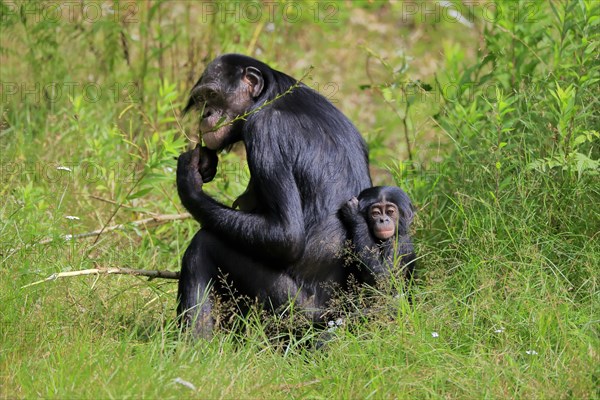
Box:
56 166 72 172
173 377 197 391
102 3 115 15
65 216 80 220
327 320 335 327
494 328 505 333
335 318 343 326
431 332 439 338
525 350 538 355
64 234 73 240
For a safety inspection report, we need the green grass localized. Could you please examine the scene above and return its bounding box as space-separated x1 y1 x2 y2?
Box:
1 1 598 398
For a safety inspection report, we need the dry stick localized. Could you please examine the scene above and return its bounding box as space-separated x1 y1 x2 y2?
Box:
18 214 191 288
22 266 180 289
22 70 316 287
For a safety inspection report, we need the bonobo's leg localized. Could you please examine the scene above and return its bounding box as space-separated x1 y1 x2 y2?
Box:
177 229 304 338
177 231 218 339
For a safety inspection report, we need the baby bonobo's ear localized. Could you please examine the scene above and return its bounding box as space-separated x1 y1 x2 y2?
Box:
394 198 413 236
401 198 415 227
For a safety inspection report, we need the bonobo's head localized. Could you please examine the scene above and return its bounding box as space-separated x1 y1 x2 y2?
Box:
358 186 414 241
183 54 269 150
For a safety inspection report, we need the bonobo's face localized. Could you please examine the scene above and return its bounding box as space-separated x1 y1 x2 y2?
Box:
187 58 264 150
367 201 399 240
357 186 414 239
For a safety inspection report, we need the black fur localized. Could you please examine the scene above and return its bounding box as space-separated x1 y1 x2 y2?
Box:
340 186 416 286
176 54 372 337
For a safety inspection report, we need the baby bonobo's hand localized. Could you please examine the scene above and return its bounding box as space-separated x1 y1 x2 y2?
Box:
344 197 359 214
340 197 360 225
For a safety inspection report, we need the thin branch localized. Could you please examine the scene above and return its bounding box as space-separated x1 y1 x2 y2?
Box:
21 266 180 289
88 195 156 214
364 49 414 162
58 212 191 243
204 66 315 135
92 171 145 246
6 213 191 254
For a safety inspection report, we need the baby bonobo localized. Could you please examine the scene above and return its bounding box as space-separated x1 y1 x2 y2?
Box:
340 186 416 287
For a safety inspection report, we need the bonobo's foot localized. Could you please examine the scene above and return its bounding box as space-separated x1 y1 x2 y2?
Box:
179 309 215 340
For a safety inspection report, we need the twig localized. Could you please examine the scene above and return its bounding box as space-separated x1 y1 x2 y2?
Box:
21 266 180 289
82 212 191 239
92 171 145 246
88 195 155 214
206 66 314 134
6 213 191 254
363 48 414 162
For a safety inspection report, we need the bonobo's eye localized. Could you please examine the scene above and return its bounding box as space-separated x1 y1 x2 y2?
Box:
371 209 381 218
204 89 219 102
386 208 395 217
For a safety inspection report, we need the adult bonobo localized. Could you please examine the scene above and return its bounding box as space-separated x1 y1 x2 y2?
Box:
176 54 372 337
339 186 416 287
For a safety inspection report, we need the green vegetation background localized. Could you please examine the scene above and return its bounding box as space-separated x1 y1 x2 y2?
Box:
0 1 598 398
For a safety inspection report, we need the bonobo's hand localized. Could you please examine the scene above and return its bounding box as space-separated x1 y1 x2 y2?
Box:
339 197 360 226
197 146 218 183
177 146 217 192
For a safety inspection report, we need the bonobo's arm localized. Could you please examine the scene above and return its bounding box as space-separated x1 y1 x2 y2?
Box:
177 146 305 264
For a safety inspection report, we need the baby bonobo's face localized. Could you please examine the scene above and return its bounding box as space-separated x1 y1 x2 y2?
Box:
367 201 399 240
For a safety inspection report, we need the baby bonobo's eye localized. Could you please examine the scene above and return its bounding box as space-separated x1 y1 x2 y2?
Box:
386 208 395 216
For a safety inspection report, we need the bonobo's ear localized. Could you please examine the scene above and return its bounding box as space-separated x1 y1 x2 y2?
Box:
243 66 264 98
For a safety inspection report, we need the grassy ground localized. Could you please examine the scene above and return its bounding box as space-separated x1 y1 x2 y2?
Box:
1 1 598 398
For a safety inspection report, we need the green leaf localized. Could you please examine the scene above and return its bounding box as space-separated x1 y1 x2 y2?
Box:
382 87 394 103
127 187 153 200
